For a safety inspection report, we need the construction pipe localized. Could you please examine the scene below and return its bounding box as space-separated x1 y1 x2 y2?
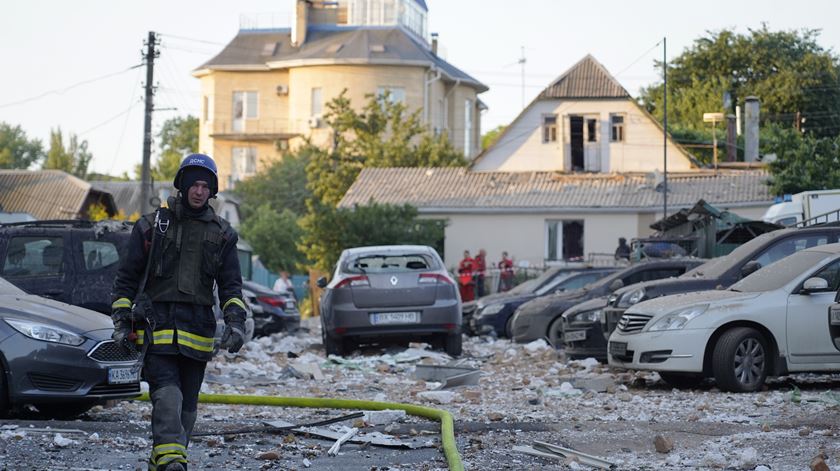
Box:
135 392 463 471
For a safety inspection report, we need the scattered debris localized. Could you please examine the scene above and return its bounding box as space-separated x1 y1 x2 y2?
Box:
362 410 406 426
327 427 358 456
289 361 325 380
413 364 481 389
513 440 615 470
810 455 830 471
654 435 674 454
52 434 78 448
417 390 456 404
265 421 433 449
256 450 281 460
523 339 551 354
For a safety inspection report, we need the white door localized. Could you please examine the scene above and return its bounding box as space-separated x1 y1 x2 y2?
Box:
786 259 840 364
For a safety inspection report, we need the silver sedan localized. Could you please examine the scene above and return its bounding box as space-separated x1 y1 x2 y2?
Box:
317 245 461 356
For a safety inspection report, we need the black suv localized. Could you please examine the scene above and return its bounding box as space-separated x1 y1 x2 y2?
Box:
0 220 133 313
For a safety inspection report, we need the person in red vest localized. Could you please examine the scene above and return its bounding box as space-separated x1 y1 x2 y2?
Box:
474 249 487 298
457 250 476 302
498 251 514 292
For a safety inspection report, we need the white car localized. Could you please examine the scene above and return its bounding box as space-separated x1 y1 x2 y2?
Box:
608 243 840 392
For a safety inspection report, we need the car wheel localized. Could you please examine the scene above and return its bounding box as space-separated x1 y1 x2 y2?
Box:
0 362 9 418
546 317 563 348
323 330 345 356
444 333 462 357
712 327 769 393
659 372 704 389
36 402 96 419
504 316 514 339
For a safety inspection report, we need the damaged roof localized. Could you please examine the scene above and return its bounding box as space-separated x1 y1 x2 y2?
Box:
338 168 773 213
0 170 116 220
196 25 487 92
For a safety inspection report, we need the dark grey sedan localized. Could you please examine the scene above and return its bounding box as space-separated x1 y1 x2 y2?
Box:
318 245 461 356
0 276 141 418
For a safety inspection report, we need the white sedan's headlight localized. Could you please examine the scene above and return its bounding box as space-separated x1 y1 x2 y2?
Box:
618 287 646 308
647 304 708 332
479 303 505 316
568 309 602 323
5 319 86 346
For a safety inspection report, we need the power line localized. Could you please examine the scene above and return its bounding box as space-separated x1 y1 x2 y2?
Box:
0 64 143 109
78 102 142 136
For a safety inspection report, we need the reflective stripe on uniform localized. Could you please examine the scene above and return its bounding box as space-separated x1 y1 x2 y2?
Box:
155 453 188 467
134 329 145 345
176 329 215 352
222 297 246 312
152 442 186 459
152 329 175 345
112 298 132 310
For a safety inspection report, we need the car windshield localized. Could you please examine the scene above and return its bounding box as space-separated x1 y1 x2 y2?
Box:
730 250 834 293
344 253 438 274
0 276 26 295
681 231 782 279
508 267 561 294
533 272 577 296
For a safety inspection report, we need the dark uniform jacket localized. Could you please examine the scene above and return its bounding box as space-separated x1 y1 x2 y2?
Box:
111 202 244 361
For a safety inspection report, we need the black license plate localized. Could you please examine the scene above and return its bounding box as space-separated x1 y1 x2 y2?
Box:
609 341 627 356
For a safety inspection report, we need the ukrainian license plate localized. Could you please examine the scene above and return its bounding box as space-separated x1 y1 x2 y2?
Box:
565 330 587 342
831 306 840 325
370 311 420 325
609 341 628 357
108 366 140 384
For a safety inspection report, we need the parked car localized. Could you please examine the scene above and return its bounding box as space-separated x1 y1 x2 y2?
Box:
510 259 704 345
243 280 300 336
608 243 840 392
0 219 254 349
318 245 461 356
600 227 840 345
0 275 141 418
470 268 617 337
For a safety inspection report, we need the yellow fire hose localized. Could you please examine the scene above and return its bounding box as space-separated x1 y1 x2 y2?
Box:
136 392 463 471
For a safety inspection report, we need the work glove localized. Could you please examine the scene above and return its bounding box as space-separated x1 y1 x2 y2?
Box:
220 320 245 354
111 308 135 353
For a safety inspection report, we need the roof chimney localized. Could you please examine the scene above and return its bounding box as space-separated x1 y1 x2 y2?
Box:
744 96 760 162
431 32 439 55
292 0 310 47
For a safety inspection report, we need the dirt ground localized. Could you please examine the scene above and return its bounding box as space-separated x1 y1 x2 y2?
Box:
2 318 840 470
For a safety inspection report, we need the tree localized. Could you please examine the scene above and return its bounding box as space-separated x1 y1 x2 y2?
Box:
763 124 840 194
233 144 315 221
43 127 93 178
0 122 44 169
240 204 307 272
134 115 198 181
481 125 506 150
641 27 840 138
299 202 445 271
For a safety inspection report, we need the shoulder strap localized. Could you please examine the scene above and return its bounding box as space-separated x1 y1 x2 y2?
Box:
136 209 162 296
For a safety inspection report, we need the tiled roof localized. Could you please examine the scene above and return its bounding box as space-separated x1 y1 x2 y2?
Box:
538 54 630 99
0 170 116 220
90 181 239 216
338 168 773 212
198 26 487 92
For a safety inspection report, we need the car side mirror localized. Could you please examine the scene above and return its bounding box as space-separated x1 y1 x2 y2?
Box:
741 261 762 278
801 277 829 294
609 279 624 292
316 276 328 289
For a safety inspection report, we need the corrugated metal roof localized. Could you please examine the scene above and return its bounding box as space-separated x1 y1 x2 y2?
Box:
538 54 630 99
338 168 773 212
198 26 487 91
90 181 239 217
0 170 114 220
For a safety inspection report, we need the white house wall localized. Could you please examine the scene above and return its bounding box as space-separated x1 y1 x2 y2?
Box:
473 99 693 173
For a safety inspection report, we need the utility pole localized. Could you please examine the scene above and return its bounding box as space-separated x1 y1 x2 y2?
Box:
662 37 668 219
518 46 526 110
140 31 160 215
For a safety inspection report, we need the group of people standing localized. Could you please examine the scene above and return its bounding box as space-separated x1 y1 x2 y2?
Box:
457 249 515 301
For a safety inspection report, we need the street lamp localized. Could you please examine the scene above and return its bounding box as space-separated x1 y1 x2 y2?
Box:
703 112 725 171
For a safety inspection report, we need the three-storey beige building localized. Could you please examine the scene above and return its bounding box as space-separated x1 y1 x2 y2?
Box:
194 0 487 190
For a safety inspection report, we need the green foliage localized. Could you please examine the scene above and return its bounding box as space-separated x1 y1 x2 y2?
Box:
134 115 198 181
0 122 44 169
299 201 446 271
234 144 315 220
763 123 840 194
43 127 93 178
481 125 507 150
641 27 840 137
240 204 307 272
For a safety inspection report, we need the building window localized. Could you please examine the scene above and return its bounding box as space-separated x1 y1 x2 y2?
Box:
231 147 257 187
311 87 323 116
546 220 584 261
376 86 406 104
587 118 597 142
542 115 557 143
232 91 258 120
610 114 625 142
464 99 473 156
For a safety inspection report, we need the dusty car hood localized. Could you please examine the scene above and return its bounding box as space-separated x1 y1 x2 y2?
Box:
479 293 536 309
0 293 112 335
563 296 609 319
517 289 589 316
626 290 761 318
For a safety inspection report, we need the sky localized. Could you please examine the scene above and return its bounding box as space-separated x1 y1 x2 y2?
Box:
1 0 838 178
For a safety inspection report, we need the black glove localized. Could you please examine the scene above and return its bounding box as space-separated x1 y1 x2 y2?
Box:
220 321 245 353
111 308 134 353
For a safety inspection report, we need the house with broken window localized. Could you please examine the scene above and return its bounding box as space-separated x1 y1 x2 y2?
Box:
194 0 487 190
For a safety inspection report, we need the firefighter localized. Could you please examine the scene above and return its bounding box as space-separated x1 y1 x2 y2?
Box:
111 154 246 471
457 250 476 302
